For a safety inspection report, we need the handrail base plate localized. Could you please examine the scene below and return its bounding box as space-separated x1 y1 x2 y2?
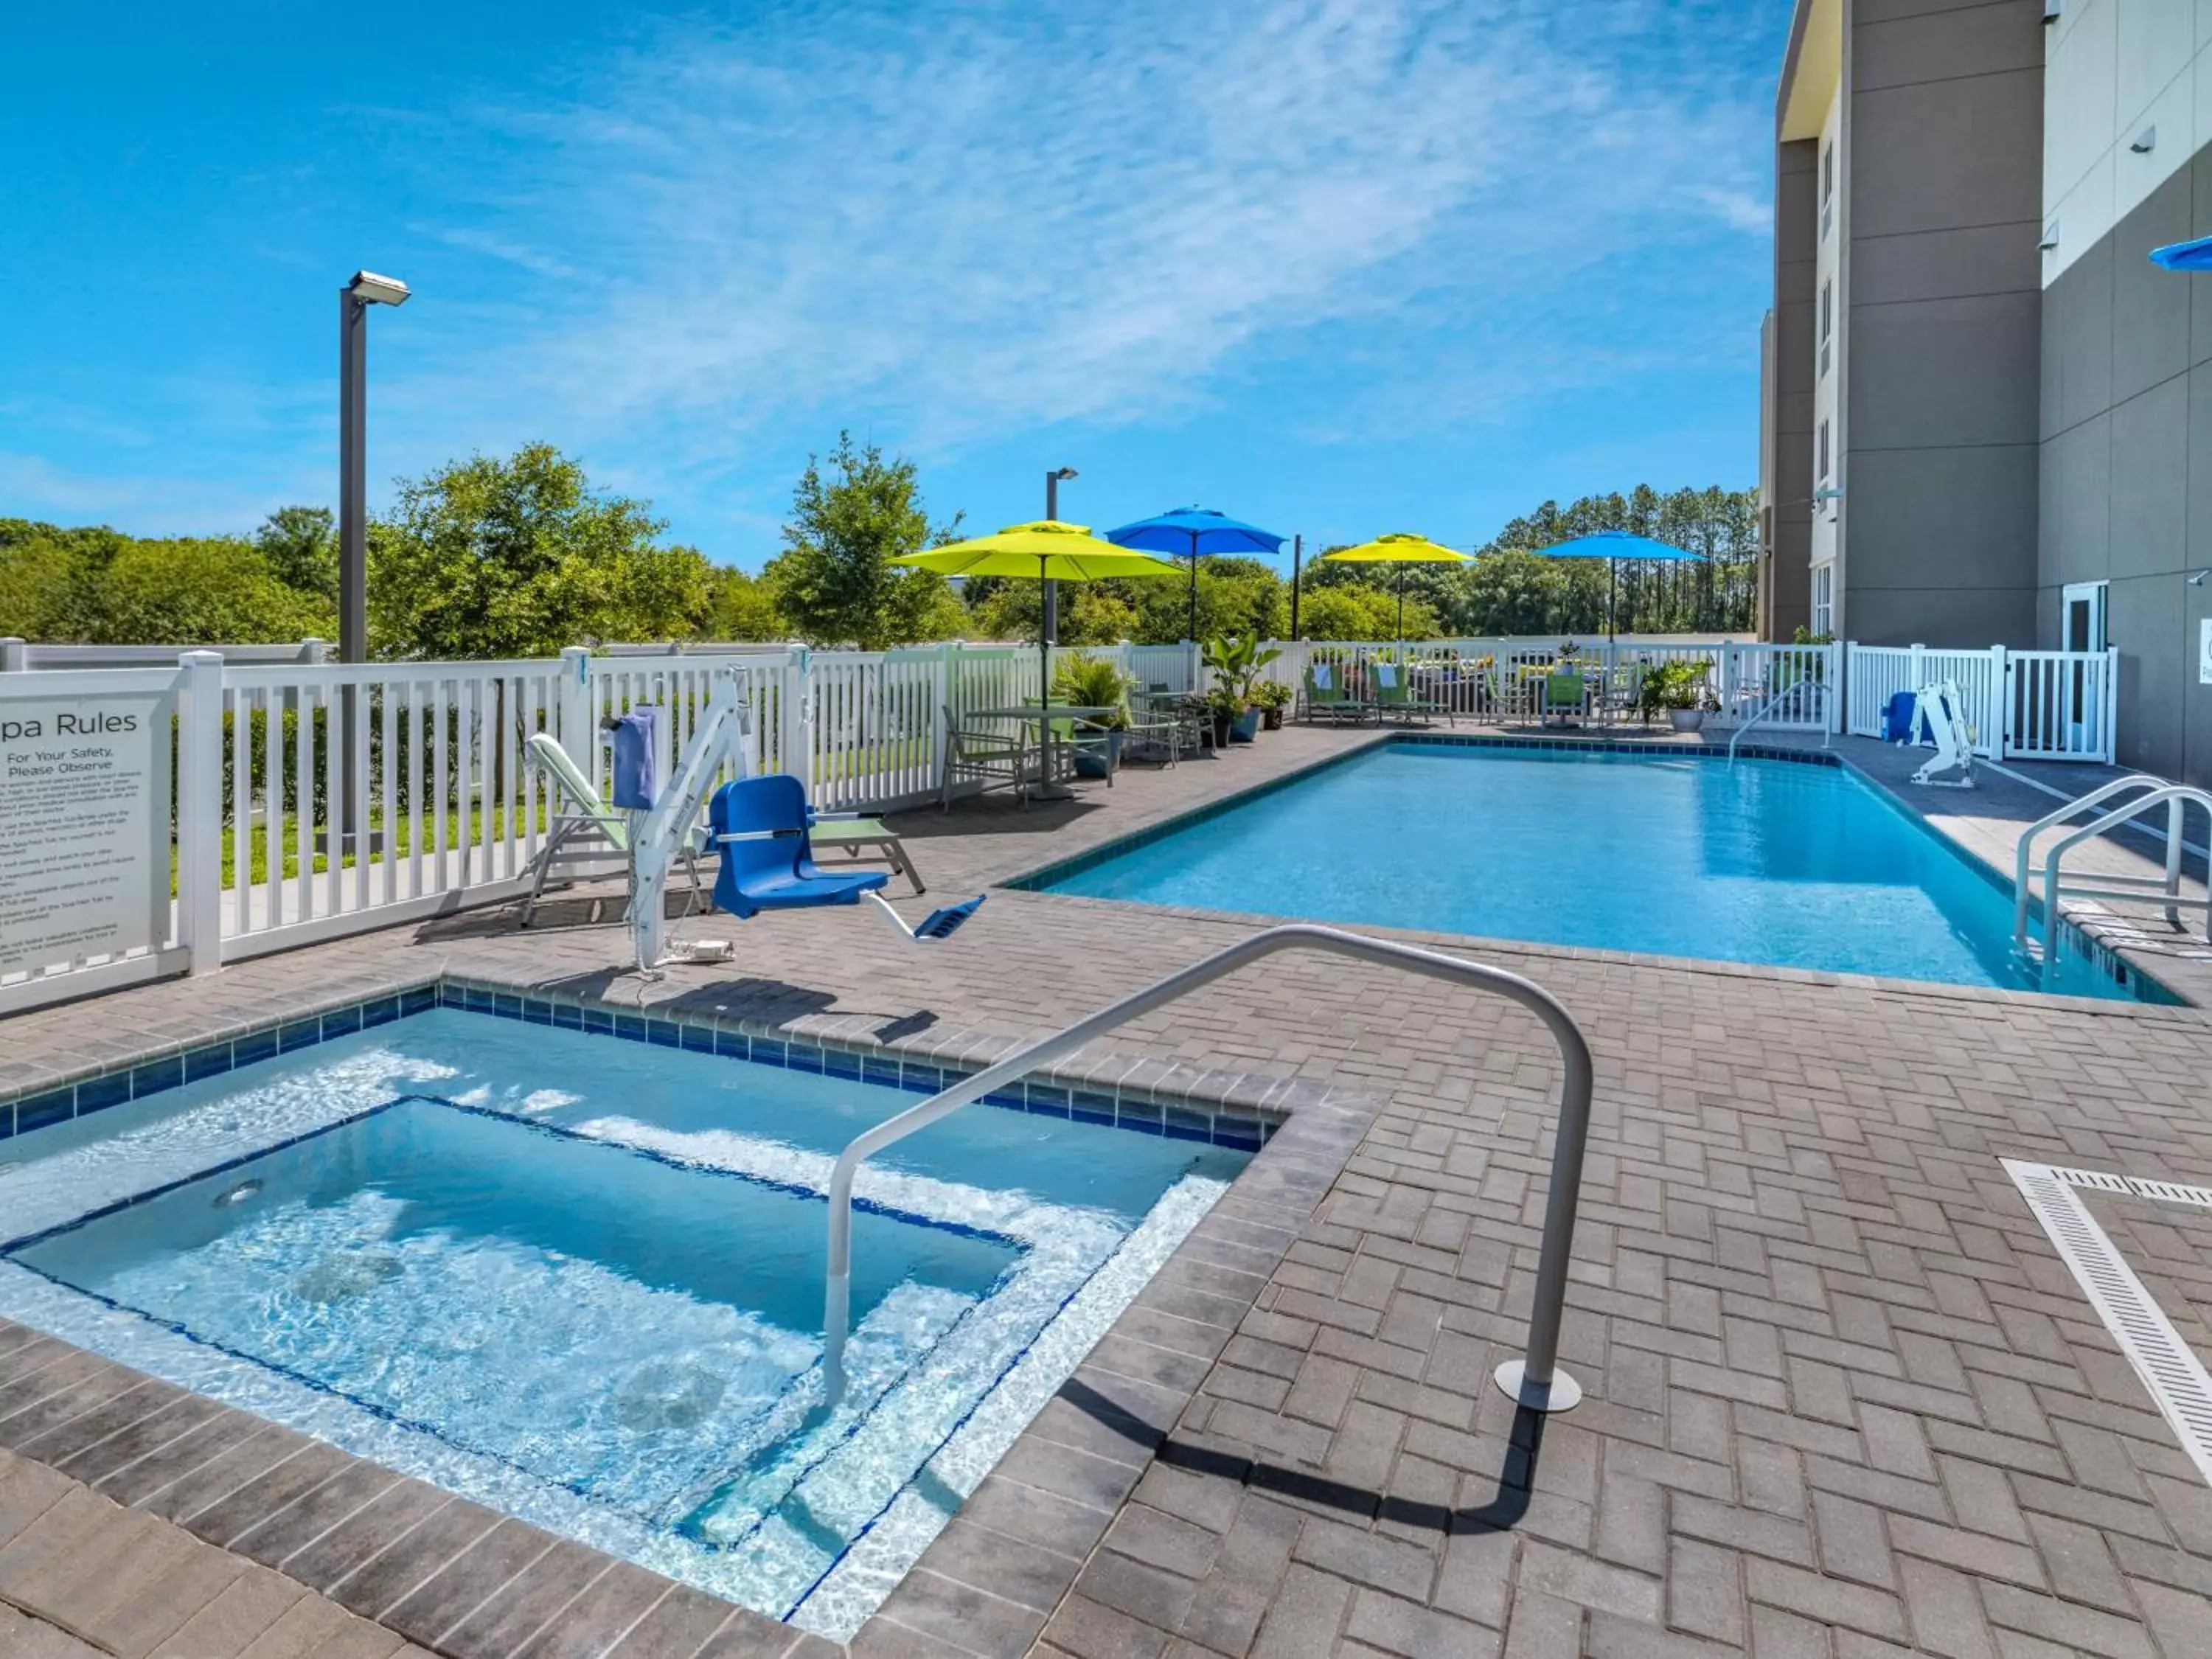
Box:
1494 1359 1582 1413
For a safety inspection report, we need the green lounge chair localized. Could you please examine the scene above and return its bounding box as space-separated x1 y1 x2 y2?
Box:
1303 662 1368 724
807 814 927 894
1373 661 1449 726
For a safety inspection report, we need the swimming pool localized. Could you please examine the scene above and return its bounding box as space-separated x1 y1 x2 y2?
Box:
1031 740 2164 1000
0 1005 1255 1638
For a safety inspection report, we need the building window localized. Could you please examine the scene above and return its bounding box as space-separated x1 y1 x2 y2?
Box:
1819 280 1832 378
1820 142 1834 240
1812 564 1834 638
1817 419 1830 501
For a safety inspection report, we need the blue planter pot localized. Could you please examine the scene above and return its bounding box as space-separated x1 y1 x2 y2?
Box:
1229 708 1262 742
1073 730 1124 777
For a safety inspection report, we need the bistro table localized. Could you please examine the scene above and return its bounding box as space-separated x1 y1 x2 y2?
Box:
970 703 1119 801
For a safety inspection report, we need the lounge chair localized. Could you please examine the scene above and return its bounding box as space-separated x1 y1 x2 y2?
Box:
1542 670 1587 728
711 774 984 941
1303 662 1368 724
806 815 926 894
1374 661 1449 726
521 730 703 928
942 703 1035 809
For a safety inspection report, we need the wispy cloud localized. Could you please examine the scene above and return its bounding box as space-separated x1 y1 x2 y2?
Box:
393 0 1771 467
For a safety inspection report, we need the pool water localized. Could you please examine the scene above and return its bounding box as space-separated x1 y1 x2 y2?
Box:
0 1011 1251 1637
1039 743 2157 999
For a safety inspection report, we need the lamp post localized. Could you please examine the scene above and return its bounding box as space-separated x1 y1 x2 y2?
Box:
336 270 408 850
1043 466 1077 660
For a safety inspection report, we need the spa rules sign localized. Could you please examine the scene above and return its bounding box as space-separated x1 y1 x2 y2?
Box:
0 687 173 973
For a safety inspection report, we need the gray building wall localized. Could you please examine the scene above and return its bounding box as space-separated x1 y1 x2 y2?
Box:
1837 0 2044 648
2039 158 2212 789
1763 140 1818 641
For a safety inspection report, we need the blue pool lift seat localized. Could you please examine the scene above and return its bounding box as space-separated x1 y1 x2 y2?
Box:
709 776 985 940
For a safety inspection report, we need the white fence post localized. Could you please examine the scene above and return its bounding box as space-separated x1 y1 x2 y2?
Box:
789 648 814 793
0 637 25 673
176 650 226 977
1986 645 2007 758
557 647 592 747
2103 646 2120 762
1828 641 1844 732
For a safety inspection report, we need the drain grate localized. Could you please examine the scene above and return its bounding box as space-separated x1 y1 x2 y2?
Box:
2004 1159 2212 1488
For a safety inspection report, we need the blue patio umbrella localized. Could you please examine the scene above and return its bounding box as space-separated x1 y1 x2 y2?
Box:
1519 530 1709 641
2150 235 2212 271
1104 507 1285 643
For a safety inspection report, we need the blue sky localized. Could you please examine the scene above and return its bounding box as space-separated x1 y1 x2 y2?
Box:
1 0 1784 571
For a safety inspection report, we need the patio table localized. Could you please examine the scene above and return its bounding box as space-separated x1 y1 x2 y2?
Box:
970 703 1118 801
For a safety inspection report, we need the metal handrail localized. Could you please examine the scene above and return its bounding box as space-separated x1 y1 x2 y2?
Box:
2034 785 2212 981
821 923 1596 1413
1728 676 1830 765
2011 774 2173 948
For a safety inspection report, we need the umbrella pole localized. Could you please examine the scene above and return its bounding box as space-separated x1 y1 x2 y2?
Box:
1187 537 1198 645
1608 557 1616 644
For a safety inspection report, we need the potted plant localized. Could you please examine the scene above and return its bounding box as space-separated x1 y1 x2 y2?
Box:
1051 653 1133 777
1633 659 1714 732
1201 635 1281 745
1251 680 1294 730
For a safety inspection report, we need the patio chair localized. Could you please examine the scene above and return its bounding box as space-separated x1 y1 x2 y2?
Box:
806 815 927 894
1542 670 1587 728
1373 661 1449 726
1125 687 1195 765
1303 662 1368 724
942 703 1036 809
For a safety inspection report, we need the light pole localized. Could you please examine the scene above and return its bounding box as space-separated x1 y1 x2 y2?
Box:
1043 466 1077 658
336 270 408 850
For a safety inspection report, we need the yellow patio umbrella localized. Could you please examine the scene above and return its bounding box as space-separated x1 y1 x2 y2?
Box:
897 521 1184 790
1318 532 1472 641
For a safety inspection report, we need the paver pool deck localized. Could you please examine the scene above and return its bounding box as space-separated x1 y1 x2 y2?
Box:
4 723 2212 1658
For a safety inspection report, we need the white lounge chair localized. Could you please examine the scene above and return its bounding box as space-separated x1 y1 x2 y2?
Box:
1910 681 1976 788
521 730 709 928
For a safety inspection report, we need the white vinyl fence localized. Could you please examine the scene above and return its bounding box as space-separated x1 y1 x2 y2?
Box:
1842 642 2118 762
0 632 2125 1014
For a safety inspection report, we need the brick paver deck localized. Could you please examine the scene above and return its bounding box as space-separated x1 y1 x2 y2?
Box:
4 722 2212 1657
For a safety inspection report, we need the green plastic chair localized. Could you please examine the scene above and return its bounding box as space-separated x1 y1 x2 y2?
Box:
1543 670 1586 726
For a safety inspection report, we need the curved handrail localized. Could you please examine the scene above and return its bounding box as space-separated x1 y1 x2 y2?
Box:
2038 785 2212 978
1728 676 1829 765
2011 774 2171 948
821 923 1596 1414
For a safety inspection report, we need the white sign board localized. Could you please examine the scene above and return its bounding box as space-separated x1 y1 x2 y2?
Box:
2201 618 2212 686
0 688 173 974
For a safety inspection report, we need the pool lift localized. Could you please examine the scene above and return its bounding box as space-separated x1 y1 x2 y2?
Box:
1909 681 1976 789
627 672 984 974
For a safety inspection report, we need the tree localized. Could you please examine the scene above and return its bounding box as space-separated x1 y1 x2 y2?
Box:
254 506 338 600
65 536 333 644
1294 583 1438 641
771 432 964 649
704 566 789 641
368 443 714 658
970 580 1135 646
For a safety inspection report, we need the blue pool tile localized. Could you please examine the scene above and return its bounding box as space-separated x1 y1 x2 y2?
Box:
680 1024 716 1054
552 1003 583 1030
128 1057 184 1101
714 1028 749 1060
15 1089 73 1135
74 1071 132 1114
183 1043 234 1084
1115 1098 1164 1130
1215 1130 1265 1152
321 1004 363 1037
1071 1091 1116 1126
581 1006 614 1034
751 1038 787 1068
0 1105 10 1140
861 1057 901 1089
901 1064 943 1095
984 1085 1028 1110
493 995 524 1021
822 1050 862 1081
233 1028 279 1067
785 1044 824 1074
522 999 554 1026
645 1020 681 1049
360 996 401 1029
612 1015 648 1044
278 1018 322 1054
400 986 437 1017
1163 1121 1213 1144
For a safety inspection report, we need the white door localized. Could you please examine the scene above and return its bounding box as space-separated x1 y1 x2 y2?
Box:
2061 582 2107 750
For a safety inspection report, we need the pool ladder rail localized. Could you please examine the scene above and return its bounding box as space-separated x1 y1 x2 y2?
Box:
818 922 1597 1417
2011 776 2212 984
1727 678 1832 766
